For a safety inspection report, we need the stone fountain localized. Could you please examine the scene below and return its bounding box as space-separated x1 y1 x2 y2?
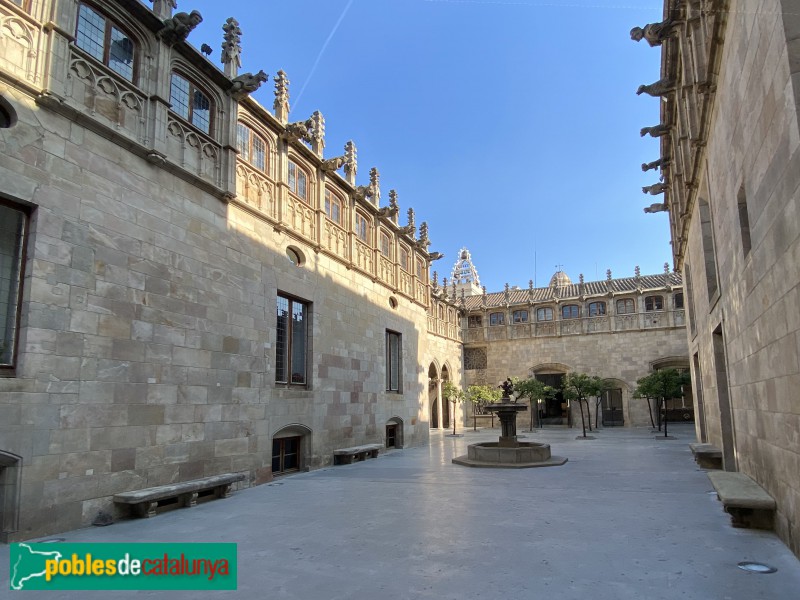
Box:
452 379 567 469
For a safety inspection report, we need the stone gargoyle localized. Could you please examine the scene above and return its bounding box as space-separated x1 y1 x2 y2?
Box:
158 10 203 45
636 78 675 97
644 203 668 213
642 158 669 172
630 20 675 47
230 70 268 99
642 183 668 195
640 124 670 138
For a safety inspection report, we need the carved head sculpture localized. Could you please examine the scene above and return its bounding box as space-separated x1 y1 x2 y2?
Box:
630 27 645 41
188 10 203 26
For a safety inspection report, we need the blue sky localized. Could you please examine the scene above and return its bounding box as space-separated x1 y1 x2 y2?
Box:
187 0 668 291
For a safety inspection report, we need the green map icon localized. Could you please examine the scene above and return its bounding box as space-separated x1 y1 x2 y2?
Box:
10 543 63 590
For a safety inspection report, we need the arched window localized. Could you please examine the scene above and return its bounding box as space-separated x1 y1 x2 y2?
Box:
324 188 344 225
236 122 267 171
380 231 392 258
416 257 425 280
673 293 684 309
489 312 505 326
355 212 370 243
561 304 580 319
616 298 636 314
438 305 444 320
170 72 212 134
449 309 455 323
399 245 410 272
645 295 664 311
537 307 554 322
75 3 136 82
288 161 309 203
588 301 606 317
512 310 528 323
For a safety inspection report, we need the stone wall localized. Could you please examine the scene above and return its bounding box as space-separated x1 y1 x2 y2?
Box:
667 0 800 557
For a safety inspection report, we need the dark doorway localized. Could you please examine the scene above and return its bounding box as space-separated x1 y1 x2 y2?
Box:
602 388 624 426
272 436 301 475
441 365 450 429
535 373 567 425
386 424 397 448
428 363 439 428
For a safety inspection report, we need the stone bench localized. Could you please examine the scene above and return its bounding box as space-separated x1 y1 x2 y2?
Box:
690 443 723 469
708 471 776 529
333 444 381 465
472 413 495 431
114 473 246 518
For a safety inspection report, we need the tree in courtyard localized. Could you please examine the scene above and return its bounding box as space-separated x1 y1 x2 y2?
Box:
512 377 555 431
466 384 502 429
441 381 466 436
632 368 691 437
561 373 608 438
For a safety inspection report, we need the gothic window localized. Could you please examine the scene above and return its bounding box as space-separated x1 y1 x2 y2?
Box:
355 212 370 243
380 231 392 258
169 72 212 134
645 295 664 311
464 347 488 370
11 0 31 11
616 298 636 314
438 305 444 320
561 304 580 319
0 201 28 371
468 315 482 328
489 312 505 326
536 307 554 322
236 122 267 171
386 330 402 392
588 301 606 317
513 310 528 323
288 161 309 204
276 294 308 385
399 245 410 271
324 188 343 226
448 309 455 323
76 3 136 82
673 293 684 309
416 258 425 280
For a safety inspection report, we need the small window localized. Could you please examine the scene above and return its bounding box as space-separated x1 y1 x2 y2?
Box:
468 315 483 328
170 72 211 134
448 309 455 323
737 185 752 258
438 305 444 320
380 232 392 258
236 122 267 171
272 436 301 475
616 298 636 314
513 310 528 323
11 0 31 11
286 247 304 266
536 307 553 322
416 258 425 280
0 201 28 370
561 304 580 319
386 330 402 392
673 293 684 310
76 3 136 82
288 161 308 203
489 312 505 326
324 188 343 225
399 246 410 272
276 294 308 385
588 301 606 317
355 212 370 243
645 295 664 311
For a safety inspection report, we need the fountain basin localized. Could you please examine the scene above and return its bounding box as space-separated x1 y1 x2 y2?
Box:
452 441 567 469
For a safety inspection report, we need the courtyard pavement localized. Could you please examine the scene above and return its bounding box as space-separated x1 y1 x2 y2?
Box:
3 423 800 599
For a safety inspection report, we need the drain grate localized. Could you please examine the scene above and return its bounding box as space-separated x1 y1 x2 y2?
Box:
737 562 777 574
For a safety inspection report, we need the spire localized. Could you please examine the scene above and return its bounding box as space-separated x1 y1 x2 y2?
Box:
221 17 242 78
310 111 325 156
273 70 289 123
368 167 380 207
344 140 357 185
451 247 482 297
388 190 399 224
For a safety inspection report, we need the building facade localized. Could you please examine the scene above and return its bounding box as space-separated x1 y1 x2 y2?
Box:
649 0 800 555
456 253 689 429
0 0 462 540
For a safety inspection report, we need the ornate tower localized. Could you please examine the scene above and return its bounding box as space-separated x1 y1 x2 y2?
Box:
451 248 483 297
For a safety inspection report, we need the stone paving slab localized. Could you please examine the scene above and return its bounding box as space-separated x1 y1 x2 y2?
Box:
2 424 800 599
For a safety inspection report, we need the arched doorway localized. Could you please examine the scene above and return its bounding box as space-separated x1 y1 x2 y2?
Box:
428 363 439 428
272 424 311 476
440 365 451 429
386 417 404 448
531 363 571 426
